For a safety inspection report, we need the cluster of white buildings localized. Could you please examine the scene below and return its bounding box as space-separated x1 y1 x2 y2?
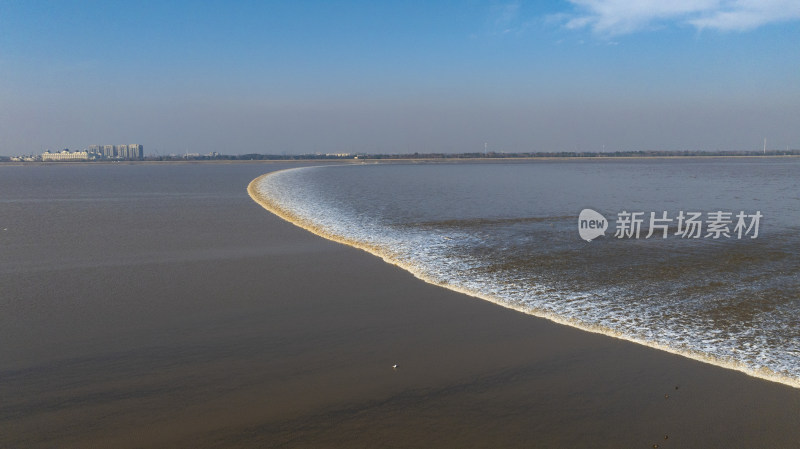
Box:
30 144 144 161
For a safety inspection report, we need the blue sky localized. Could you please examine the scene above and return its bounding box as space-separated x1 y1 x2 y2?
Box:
1 0 798 155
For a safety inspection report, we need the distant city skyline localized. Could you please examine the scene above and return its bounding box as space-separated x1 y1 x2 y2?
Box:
1 1 799 156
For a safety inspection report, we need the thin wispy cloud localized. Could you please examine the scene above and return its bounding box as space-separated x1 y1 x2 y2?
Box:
489 1 526 35
495 1 521 25
563 0 800 35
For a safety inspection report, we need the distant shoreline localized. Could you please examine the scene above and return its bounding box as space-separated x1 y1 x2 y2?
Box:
2 153 799 166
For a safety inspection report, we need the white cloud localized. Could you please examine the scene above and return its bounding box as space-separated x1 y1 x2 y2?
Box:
564 0 800 35
690 0 800 31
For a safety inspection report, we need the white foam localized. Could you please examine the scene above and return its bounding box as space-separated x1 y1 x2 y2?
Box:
249 167 800 389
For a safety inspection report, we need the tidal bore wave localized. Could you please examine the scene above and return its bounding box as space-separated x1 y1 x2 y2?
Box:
248 165 800 389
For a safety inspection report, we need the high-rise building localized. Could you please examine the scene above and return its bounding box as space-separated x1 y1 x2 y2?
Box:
128 144 143 159
87 144 144 159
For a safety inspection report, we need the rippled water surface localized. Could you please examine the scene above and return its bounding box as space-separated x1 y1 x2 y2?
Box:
254 159 800 386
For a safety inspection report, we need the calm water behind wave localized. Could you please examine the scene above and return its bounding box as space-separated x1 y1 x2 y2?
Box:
255 159 800 387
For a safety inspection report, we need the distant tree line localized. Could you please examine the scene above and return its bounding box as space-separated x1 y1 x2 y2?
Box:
3 149 799 163
146 149 798 161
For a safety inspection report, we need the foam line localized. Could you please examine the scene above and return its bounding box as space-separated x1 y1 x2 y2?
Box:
248 168 800 390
